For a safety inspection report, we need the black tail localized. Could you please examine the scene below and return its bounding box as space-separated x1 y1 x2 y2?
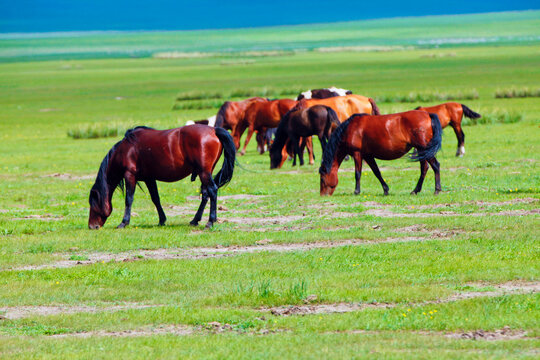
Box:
411 113 442 161
461 104 481 119
323 106 341 137
369 98 381 115
213 127 236 188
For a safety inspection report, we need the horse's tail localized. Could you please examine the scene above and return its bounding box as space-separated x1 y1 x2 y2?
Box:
324 106 341 137
215 102 230 128
369 98 381 115
213 127 236 188
461 104 481 119
411 113 443 161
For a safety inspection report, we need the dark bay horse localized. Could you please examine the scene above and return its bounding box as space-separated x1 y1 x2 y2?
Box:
319 111 442 196
236 98 297 155
415 102 480 157
295 94 380 122
297 87 352 100
215 97 266 133
88 125 235 229
270 105 340 168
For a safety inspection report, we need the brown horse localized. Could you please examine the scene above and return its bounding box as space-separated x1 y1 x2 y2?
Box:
88 125 235 229
319 111 442 196
236 98 297 155
270 105 340 168
294 94 380 122
415 102 480 157
215 97 266 133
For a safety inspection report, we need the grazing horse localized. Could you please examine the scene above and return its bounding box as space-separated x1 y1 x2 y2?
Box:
294 94 380 121
215 97 266 133
236 98 297 155
88 125 235 229
319 111 442 196
415 102 480 157
270 105 340 168
297 87 353 100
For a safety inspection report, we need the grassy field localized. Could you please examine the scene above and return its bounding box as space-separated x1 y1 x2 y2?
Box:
0 17 539 358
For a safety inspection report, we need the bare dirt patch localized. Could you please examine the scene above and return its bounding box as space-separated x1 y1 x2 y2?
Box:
0 303 163 320
12 214 64 221
446 326 530 341
394 224 465 238
224 215 304 225
6 237 426 272
42 173 94 180
186 194 269 201
357 208 539 218
51 325 194 338
265 281 540 316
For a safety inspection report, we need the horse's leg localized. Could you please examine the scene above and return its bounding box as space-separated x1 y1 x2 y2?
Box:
190 174 209 226
428 157 442 195
410 160 429 195
145 179 166 226
352 152 363 195
307 137 314 165
240 125 255 156
206 176 219 228
117 173 136 228
451 123 466 157
364 156 389 195
289 134 299 166
292 135 304 166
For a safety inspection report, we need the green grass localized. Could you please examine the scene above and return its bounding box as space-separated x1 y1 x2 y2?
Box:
495 87 540 98
0 30 539 358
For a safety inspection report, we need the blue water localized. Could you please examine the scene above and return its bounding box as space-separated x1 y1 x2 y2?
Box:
1 0 538 33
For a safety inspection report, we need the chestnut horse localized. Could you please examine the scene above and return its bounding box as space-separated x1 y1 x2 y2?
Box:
215 97 266 133
294 94 380 122
236 98 297 155
297 87 352 100
88 125 235 229
319 111 442 196
415 102 480 157
270 105 340 168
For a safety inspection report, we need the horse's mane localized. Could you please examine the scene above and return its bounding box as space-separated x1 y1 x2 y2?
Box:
215 101 230 128
89 140 123 208
319 114 367 174
414 106 422 110
269 109 291 157
90 126 153 208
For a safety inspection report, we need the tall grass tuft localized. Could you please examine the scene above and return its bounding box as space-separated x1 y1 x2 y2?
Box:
176 90 225 101
462 111 523 126
494 87 540 98
375 89 479 103
67 123 132 139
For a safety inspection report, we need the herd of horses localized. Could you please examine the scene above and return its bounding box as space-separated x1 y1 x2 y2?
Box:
89 87 481 229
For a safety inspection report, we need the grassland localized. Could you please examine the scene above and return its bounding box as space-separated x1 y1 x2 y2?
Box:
0 16 539 358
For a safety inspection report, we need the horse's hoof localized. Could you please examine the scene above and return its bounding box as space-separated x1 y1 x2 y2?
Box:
434 190 441 195
354 190 360 195
205 222 214 229
383 191 389 196
189 220 199 226
117 223 127 229
410 191 418 195
159 221 166 226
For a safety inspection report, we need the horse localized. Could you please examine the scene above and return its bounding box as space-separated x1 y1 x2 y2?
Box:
185 115 217 127
270 105 340 169
297 87 353 100
88 125 235 230
294 94 380 121
215 97 266 133
319 111 442 196
415 102 480 157
236 98 297 155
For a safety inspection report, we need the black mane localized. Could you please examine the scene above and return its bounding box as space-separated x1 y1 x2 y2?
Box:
215 102 230 128
124 126 154 143
319 114 367 174
89 140 122 208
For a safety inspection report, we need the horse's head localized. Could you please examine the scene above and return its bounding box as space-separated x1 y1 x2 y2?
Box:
88 186 112 229
269 143 283 169
319 166 338 196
